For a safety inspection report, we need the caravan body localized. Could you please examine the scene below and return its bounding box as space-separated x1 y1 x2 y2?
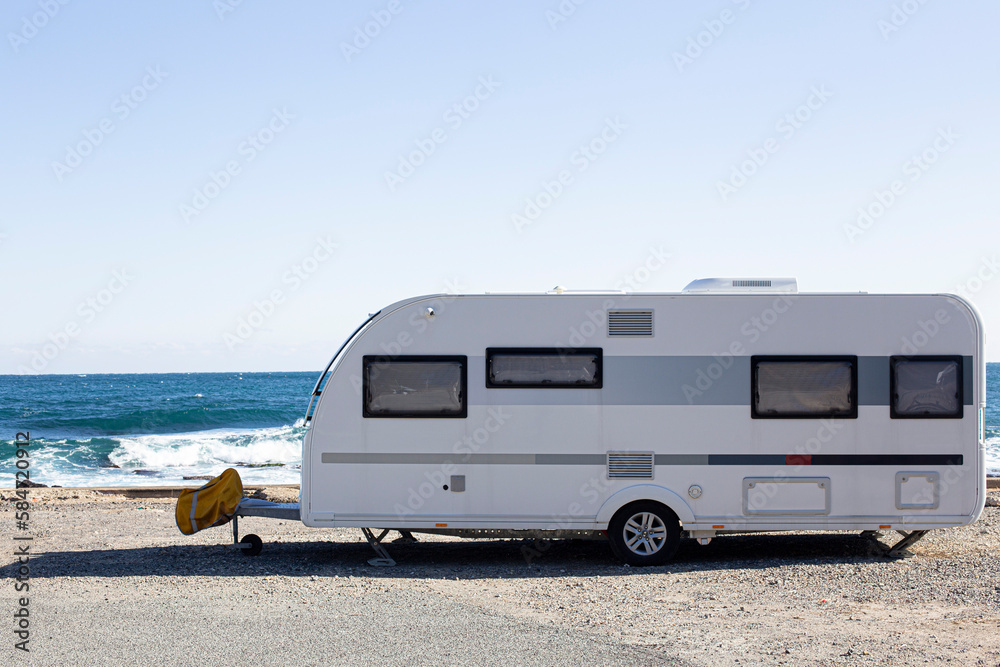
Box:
300 280 986 564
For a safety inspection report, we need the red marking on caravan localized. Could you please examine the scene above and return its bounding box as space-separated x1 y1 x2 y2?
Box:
786 454 811 466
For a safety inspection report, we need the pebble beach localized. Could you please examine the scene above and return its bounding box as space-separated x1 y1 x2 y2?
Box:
3 485 999 666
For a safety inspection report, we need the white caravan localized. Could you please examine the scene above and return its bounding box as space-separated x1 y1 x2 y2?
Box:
240 278 986 565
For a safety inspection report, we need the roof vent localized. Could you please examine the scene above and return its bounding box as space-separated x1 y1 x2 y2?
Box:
682 277 798 293
608 309 653 337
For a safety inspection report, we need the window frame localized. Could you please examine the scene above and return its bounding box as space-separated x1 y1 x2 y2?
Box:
889 355 963 420
485 347 603 389
362 355 468 419
750 355 858 420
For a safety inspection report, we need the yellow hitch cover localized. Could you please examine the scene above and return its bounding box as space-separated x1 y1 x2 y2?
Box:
175 468 244 535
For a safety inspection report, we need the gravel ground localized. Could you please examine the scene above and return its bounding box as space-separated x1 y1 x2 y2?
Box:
3 488 999 666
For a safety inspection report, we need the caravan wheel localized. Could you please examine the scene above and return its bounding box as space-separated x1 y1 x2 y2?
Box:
239 534 263 557
608 502 680 566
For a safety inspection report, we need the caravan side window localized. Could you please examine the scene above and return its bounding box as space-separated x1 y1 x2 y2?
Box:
363 356 467 418
890 356 963 419
486 348 602 388
751 356 857 419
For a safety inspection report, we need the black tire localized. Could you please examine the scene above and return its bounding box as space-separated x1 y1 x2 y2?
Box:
240 533 263 557
607 501 680 566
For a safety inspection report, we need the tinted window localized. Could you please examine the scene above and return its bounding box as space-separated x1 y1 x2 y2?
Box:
486 348 602 388
363 356 467 418
752 357 857 418
891 356 962 418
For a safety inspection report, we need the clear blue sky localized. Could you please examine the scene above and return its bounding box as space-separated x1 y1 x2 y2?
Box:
2 0 998 373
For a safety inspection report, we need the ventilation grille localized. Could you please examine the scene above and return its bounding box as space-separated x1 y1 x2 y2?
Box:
607 310 653 337
733 279 771 287
607 451 655 479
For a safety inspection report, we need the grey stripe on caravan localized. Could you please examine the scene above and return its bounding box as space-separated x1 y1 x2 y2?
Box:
321 453 603 465
321 453 706 465
467 355 973 407
856 356 888 406
322 453 534 465
467 355 750 406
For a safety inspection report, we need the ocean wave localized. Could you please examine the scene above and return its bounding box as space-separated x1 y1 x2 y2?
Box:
26 405 297 436
108 424 304 469
0 372 316 438
3 424 305 487
986 433 1000 475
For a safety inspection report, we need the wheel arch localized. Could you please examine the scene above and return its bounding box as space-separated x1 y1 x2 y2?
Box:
595 484 695 526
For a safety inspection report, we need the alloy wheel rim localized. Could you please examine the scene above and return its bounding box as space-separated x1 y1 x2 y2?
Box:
622 512 667 555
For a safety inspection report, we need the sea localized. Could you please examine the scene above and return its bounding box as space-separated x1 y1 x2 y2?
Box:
1 365 999 487
0 372 311 487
